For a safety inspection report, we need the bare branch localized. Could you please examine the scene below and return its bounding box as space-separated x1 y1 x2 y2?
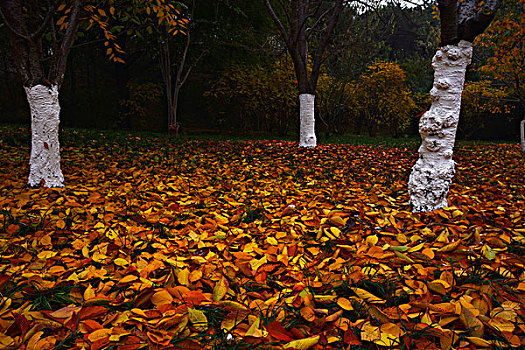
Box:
307 5 336 37
0 5 30 41
29 0 61 41
265 0 290 45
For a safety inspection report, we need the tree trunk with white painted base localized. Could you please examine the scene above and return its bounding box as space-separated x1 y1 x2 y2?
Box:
408 41 472 212
408 0 499 212
25 85 64 188
299 94 316 147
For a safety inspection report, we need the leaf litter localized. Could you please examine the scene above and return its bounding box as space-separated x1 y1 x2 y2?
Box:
0 132 524 349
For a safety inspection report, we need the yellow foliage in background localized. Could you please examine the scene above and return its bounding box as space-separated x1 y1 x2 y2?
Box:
350 62 416 137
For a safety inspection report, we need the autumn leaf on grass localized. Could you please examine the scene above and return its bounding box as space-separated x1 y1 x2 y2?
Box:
151 290 173 306
350 287 386 304
460 304 484 337
283 335 320 349
221 310 250 332
267 321 294 342
187 307 208 331
213 276 229 301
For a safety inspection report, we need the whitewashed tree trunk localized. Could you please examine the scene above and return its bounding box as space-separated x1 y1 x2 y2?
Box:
520 119 525 153
25 84 64 188
299 93 316 147
408 41 472 212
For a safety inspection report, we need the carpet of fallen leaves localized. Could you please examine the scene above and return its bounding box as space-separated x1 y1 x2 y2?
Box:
0 130 524 350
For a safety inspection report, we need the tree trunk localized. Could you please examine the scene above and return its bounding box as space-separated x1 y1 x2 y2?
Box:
25 84 64 188
171 85 180 137
520 119 525 153
408 40 472 212
299 93 316 147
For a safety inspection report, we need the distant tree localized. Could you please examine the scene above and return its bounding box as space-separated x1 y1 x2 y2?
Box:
408 0 500 212
0 0 186 187
264 0 344 147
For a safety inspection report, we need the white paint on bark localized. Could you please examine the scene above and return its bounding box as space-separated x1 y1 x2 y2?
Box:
408 41 473 212
25 84 64 188
520 119 525 153
299 93 316 147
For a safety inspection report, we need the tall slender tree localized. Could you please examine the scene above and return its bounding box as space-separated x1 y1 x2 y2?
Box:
264 0 344 147
408 0 500 212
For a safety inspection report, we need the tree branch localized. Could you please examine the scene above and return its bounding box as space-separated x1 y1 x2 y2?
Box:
458 0 500 42
52 0 84 86
310 0 343 90
264 0 290 46
0 5 30 41
437 0 459 45
29 0 61 41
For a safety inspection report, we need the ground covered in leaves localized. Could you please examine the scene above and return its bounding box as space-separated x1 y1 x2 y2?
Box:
0 126 524 350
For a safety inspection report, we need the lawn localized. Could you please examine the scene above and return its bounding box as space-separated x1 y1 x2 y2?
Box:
0 125 524 349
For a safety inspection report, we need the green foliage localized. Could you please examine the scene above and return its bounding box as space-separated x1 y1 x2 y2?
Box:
204 57 298 135
119 82 162 130
316 76 356 136
351 62 416 137
459 81 515 139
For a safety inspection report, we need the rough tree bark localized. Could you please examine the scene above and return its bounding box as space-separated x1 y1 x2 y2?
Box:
0 0 83 188
264 0 344 147
299 94 316 147
408 0 500 212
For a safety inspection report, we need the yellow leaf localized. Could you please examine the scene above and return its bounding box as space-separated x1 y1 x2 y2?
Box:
119 275 138 284
361 323 381 342
438 240 461 252
267 236 278 245
466 336 491 347
366 234 378 246
213 276 229 301
330 227 341 238
114 258 129 266
487 317 515 332
177 268 190 286
50 306 81 319
37 251 57 259
84 284 95 300
427 280 451 295
189 270 202 282
109 6 115 15
337 297 354 310
350 287 385 304
393 250 414 263
482 244 496 260
245 316 263 337
300 306 316 322
97 9 106 17
378 322 403 346
188 307 208 331
283 335 320 349
92 251 107 263
459 304 484 337
88 328 111 342
56 219 66 229
221 310 249 331
151 290 173 306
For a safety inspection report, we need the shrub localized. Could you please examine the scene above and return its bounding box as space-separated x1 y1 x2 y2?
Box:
459 81 514 139
351 62 416 137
